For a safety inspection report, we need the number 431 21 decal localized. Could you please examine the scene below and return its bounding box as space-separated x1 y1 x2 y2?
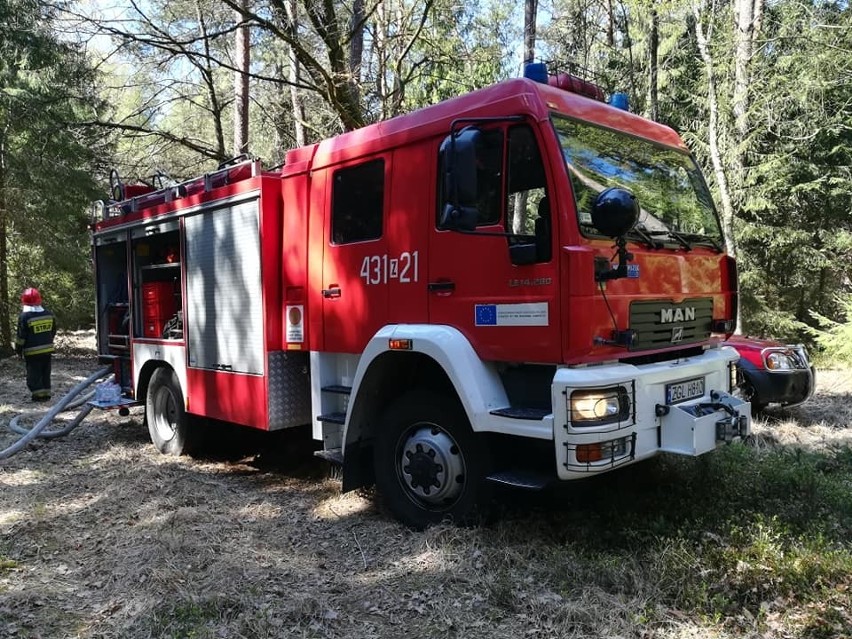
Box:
360 251 419 285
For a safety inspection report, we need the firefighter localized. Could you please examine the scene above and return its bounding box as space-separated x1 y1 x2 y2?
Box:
15 288 57 401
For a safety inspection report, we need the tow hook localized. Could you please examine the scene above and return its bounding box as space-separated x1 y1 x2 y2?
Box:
692 399 748 443
716 414 748 443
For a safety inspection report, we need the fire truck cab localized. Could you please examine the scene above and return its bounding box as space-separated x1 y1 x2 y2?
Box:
92 66 750 528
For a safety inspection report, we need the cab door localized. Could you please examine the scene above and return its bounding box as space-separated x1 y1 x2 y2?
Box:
320 157 391 354
428 123 561 363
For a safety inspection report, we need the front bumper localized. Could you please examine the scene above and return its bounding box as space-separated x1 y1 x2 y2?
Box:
552 347 751 480
738 361 815 408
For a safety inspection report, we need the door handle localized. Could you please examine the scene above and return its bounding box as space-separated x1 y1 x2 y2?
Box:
428 281 455 293
322 286 341 299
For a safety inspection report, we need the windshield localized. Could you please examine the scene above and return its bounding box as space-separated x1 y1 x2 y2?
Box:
552 115 723 247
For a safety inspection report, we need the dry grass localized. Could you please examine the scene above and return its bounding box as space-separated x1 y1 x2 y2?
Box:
1 333 850 638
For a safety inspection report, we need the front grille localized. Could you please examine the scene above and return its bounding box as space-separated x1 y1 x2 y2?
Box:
629 298 713 351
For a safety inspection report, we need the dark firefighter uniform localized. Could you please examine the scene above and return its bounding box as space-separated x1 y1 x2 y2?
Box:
15 308 57 401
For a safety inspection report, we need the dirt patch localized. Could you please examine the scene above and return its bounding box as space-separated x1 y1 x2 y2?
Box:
1 333 850 638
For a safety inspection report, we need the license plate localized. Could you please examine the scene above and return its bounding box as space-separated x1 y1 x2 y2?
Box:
666 377 705 404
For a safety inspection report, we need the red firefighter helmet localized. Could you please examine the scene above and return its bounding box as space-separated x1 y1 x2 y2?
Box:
21 287 42 306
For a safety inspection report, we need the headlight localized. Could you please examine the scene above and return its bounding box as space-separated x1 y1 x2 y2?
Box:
765 351 794 370
569 387 630 425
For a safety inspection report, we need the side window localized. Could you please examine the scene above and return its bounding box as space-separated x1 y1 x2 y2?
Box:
506 125 548 236
473 129 504 226
332 159 384 244
436 129 504 227
506 125 551 262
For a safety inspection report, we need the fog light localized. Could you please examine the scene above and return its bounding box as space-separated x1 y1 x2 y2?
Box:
569 387 630 425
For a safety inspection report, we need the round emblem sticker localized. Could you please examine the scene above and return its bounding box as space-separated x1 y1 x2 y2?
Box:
288 306 302 326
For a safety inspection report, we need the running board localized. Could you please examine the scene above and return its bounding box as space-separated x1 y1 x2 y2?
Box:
321 385 352 395
317 412 346 425
485 469 553 490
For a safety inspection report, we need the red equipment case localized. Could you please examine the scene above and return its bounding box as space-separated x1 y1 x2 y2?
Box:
141 281 177 338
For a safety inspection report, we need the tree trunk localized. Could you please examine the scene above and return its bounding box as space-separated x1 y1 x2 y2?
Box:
731 0 764 200
524 0 538 62
283 0 305 147
348 0 365 107
0 131 10 355
196 0 227 158
234 0 250 156
693 1 741 332
514 0 538 234
606 0 615 47
648 8 659 122
733 0 763 145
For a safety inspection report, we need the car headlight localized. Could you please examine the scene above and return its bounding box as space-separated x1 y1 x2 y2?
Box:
765 351 794 370
569 387 630 425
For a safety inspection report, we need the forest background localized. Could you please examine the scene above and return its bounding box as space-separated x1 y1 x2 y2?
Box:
0 0 849 358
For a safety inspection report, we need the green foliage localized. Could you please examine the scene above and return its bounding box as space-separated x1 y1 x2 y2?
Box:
809 296 852 366
0 0 106 341
737 0 852 339
449 441 852 636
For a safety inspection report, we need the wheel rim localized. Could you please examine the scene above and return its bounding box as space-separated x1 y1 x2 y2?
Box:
396 422 466 509
151 385 178 442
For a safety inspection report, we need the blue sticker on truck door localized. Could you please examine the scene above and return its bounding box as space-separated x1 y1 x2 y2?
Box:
475 303 549 326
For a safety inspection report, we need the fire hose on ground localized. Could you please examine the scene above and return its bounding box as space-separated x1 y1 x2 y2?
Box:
0 366 112 462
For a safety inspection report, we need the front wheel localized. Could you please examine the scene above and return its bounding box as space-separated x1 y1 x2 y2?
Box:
146 367 193 455
373 390 492 529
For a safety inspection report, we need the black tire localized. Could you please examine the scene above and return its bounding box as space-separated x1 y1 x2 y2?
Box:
373 390 493 529
145 367 193 455
739 379 767 416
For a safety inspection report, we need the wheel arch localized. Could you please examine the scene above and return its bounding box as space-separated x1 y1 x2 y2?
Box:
131 342 189 408
341 325 507 492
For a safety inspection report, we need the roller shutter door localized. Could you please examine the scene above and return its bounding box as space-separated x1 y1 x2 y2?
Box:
185 200 264 375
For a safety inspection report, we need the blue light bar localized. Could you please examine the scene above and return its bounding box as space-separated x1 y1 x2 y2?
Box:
523 62 549 84
609 92 629 111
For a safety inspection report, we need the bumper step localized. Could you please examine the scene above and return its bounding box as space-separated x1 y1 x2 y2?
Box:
490 407 551 420
314 448 344 465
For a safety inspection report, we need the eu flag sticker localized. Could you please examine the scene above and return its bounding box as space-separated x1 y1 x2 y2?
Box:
475 304 498 326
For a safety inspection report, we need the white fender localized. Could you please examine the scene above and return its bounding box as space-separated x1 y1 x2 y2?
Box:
345 324 553 442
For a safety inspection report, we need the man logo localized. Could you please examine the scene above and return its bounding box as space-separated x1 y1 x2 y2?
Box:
660 307 695 323
671 326 684 343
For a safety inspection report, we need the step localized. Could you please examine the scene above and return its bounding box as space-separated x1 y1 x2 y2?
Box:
314 448 343 465
485 469 553 490
317 412 346 425
321 385 352 395
489 407 551 420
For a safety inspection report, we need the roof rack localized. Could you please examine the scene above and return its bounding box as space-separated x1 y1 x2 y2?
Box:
93 157 263 224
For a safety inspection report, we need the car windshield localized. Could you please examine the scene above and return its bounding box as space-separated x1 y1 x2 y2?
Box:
552 115 723 247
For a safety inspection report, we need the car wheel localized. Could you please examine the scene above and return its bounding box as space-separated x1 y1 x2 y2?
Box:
373 390 493 529
146 367 193 455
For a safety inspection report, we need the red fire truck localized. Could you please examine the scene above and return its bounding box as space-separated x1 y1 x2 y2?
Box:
91 65 750 528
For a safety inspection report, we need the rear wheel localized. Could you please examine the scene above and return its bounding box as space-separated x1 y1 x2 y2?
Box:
373 390 492 529
146 367 193 455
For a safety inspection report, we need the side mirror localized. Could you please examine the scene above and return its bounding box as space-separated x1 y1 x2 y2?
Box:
439 128 481 230
591 187 639 238
439 203 479 232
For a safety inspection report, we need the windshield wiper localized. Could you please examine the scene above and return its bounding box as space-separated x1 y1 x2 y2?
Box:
665 229 693 251
675 232 724 252
627 226 665 249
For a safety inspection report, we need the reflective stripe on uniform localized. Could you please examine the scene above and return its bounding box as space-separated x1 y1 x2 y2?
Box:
23 346 55 356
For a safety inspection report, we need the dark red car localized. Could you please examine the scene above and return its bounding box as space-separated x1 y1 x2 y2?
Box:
724 336 816 413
